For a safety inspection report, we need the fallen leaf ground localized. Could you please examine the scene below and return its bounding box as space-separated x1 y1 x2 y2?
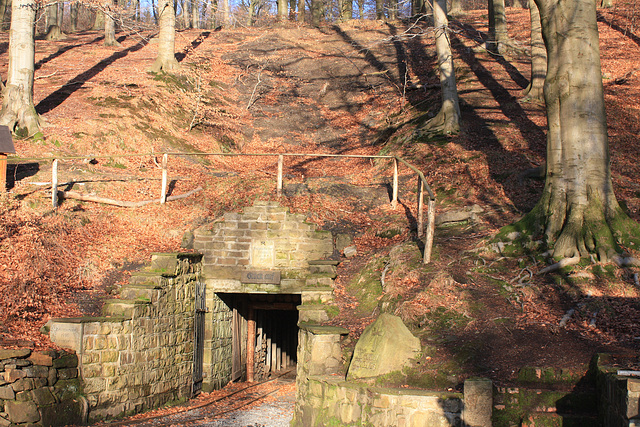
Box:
0 3 639 392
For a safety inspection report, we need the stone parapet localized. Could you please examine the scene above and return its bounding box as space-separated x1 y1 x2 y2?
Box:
293 376 462 427
595 354 640 427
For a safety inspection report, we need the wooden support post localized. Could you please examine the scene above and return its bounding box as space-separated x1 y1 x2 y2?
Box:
277 154 283 197
424 198 435 264
52 159 59 208
0 154 7 192
417 177 424 237
160 153 168 204
391 158 398 208
247 307 256 382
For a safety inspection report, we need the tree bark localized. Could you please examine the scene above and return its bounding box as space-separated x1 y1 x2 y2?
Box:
93 8 105 30
45 3 65 40
70 2 79 32
600 0 613 8
311 0 322 25
104 0 121 46
0 0 41 135
521 0 546 101
192 0 200 28
298 0 305 22
221 0 229 26
151 0 180 72
375 0 383 19
0 0 9 30
488 0 510 52
421 0 460 135
511 0 640 262
339 0 352 21
450 0 462 16
181 0 191 28
277 0 287 21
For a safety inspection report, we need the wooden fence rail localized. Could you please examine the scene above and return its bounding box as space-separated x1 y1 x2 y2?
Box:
9 152 437 263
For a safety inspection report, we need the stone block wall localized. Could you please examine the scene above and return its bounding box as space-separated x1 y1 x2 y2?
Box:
48 252 202 421
194 200 334 285
597 367 640 426
0 349 85 427
294 376 462 427
293 324 463 427
202 292 233 392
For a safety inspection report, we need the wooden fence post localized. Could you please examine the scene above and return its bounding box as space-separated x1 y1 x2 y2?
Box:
160 153 168 204
392 158 398 208
417 177 424 238
52 159 58 208
277 154 283 197
247 307 256 382
424 198 435 264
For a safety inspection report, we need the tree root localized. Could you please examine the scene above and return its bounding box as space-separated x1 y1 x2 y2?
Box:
612 255 640 267
538 255 580 274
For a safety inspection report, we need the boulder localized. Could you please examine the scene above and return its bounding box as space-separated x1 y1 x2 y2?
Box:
346 313 421 380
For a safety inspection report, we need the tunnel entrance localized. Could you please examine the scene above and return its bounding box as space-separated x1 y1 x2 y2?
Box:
218 293 301 383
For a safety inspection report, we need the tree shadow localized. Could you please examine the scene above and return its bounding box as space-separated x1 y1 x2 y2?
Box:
35 35 106 71
36 37 150 115
176 30 212 62
597 11 640 47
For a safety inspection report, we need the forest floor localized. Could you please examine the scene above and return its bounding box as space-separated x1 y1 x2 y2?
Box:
0 4 639 393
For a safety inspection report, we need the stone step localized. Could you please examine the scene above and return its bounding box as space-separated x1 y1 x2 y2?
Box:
102 299 150 318
301 287 334 304
308 264 338 277
120 283 161 303
129 272 164 286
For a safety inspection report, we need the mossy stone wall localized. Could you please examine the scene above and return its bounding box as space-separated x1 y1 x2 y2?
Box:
0 349 85 427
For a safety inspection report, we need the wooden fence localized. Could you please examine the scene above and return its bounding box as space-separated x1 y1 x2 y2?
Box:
9 152 437 263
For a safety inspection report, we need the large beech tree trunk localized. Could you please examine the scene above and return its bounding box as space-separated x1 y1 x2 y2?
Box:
514 0 640 261
0 0 41 135
151 0 179 72
421 0 460 134
521 0 546 101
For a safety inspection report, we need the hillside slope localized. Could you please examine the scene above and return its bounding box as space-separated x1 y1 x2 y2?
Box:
0 9 639 388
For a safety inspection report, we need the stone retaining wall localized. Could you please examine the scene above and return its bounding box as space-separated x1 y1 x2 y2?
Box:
0 349 85 427
48 252 201 421
293 324 464 427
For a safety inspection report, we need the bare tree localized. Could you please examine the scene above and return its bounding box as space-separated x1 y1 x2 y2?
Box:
192 0 200 28
521 0 545 101
421 0 460 134
70 2 79 32
277 0 287 21
488 0 509 52
45 2 64 40
339 0 352 20
0 0 41 135
151 0 180 72
508 0 640 262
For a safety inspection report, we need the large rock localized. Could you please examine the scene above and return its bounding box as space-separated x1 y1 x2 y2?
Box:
346 313 421 380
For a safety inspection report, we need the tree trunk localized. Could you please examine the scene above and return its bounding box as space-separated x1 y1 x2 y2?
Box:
57 2 63 27
0 0 41 135
521 0 546 101
388 0 398 20
0 0 9 30
375 0 383 19
104 0 120 46
45 3 64 40
277 0 287 21
221 0 229 26
298 0 305 22
421 0 460 135
181 0 191 28
151 0 180 72
488 0 509 52
450 0 462 16
70 2 78 32
192 0 200 28
339 0 352 20
511 0 640 262
600 0 613 8
357 0 364 18
93 9 105 30
289 0 296 20
311 0 321 25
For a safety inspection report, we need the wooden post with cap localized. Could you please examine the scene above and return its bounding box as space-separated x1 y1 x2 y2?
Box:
0 126 15 192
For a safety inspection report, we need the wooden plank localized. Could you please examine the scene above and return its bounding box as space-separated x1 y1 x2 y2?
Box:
160 153 168 204
424 198 436 264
